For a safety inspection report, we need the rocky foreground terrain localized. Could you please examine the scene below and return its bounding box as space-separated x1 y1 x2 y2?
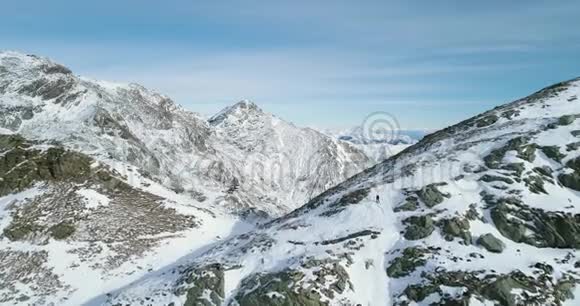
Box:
0 51 580 306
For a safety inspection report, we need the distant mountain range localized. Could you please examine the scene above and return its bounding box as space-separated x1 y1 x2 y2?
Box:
321 127 427 162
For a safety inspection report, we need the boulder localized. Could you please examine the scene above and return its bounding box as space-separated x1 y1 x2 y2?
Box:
481 275 528 306
417 184 448 207
558 172 580 191
394 197 419 212
404 215 435 240
477 233 505 253
569 158 580 172
523 175 547 194
566 141 580 151
386 247 428 278
479 174 514 184
484 136 535 169
441 217 472 244
48 222 75 240
490 201 528 243
558 115 576 126
540 145 565 162
490 197 580 249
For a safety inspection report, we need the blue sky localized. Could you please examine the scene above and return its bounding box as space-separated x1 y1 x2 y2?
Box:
2 1 580 129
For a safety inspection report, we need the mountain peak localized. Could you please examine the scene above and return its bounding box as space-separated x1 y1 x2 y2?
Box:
0 50 72 76
235 99 258 108
230 99 261 113
208 99 265 125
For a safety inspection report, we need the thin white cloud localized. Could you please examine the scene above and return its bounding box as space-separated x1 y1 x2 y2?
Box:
71 48 530 109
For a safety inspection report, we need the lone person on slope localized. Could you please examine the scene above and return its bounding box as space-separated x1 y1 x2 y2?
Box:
376 194 380 203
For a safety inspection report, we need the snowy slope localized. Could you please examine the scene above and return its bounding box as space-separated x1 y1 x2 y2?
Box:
0 134 255 305
0 51 370 216
105 78 580 306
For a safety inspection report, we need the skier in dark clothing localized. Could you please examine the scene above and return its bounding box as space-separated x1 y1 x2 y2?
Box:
376 195 380 203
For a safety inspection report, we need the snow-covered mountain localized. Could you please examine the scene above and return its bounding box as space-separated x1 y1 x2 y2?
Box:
0 51 370 216
210 100 370 207
0 51 372 305
104 77 580 306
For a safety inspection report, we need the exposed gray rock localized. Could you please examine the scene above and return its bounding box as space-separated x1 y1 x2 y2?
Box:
540 145 566 162
479 174 514 184
533 166 553 178
489 197 580 249
404 215 435 240
566 156 580 172
417 183 449 207
502 162 525 176
477 233 505 253
0 135 93 196
567 141 580 151
17 77 76 102
320 187 370 217
481 275 529 306
523 174 548 194
398 269 576 306
386 247 428 278
394 196 419 212
559 172 580 191
476 115 498 127
39 63 72 75
558 115 576 126
484 136 536 169
440 217 472 244
234 258 351 306
175 264 224 306
318 229 380 245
